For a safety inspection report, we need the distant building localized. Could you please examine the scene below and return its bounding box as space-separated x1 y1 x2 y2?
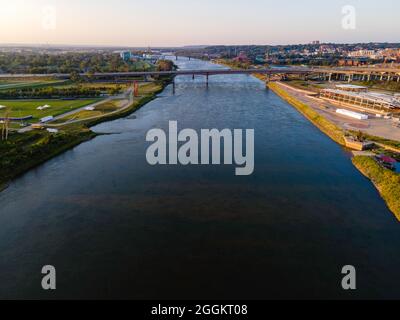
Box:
348 49 377 58
143 53 165 62
255 55 265 63
338 58 369 67
120 51 132 61
234 51 250 63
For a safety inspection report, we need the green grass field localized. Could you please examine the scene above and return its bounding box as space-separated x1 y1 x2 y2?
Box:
55 82 128 90
0 80 68 91
0 99 99 122
52 101 120 123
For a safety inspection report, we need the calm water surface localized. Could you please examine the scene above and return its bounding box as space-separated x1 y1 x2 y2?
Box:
0 58 399 299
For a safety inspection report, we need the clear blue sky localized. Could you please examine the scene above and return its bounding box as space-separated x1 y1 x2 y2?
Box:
0 0 399 46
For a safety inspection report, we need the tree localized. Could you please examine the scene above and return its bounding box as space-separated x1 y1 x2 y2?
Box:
156 60 174 72
86 70 96 82
70 71 82 83
355 131 366 142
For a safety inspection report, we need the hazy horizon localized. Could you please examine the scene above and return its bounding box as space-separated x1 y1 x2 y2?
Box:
0 0 399 47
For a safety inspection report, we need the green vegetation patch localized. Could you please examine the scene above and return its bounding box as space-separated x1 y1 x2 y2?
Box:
0 129 96 189
349 131 400 151
352 156 400 221
268 82 346 145
0 80 67 91
138 82 164 94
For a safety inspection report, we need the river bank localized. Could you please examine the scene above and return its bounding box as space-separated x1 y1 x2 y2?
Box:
353 156 400 220
267 81 400 221
0 79 170 191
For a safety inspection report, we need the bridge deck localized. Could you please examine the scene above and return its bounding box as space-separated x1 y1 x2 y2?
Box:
0 67 398 80
0 68 308 79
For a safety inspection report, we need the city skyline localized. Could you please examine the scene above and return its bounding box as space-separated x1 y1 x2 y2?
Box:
0 0 399 47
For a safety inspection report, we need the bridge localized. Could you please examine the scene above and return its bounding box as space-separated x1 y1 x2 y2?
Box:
309 66 400 83
1 66 399 84
0 68 308 80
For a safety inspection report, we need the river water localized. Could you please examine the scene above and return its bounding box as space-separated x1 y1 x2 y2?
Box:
0 58 399 299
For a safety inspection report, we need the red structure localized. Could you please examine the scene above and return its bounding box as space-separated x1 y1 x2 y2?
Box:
133 81 139 97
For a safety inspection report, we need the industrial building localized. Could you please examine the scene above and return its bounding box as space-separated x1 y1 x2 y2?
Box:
320 85 400 113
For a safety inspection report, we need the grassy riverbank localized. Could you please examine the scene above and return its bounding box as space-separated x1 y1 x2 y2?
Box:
352 156 400 221
0 128 96 191
267 82 346 146
0 80 170 191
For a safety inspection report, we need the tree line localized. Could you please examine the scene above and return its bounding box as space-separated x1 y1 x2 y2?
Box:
0 52 155 74
0 85 123 99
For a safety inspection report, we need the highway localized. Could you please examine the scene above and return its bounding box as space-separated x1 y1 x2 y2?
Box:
0 68 311 80
1 65 399 81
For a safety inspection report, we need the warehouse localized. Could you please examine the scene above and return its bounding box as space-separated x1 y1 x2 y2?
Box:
320 88 400 113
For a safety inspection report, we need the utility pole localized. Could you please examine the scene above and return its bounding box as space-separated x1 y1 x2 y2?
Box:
2 110 10 141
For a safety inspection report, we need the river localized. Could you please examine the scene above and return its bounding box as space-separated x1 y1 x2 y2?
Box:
0 58 399 299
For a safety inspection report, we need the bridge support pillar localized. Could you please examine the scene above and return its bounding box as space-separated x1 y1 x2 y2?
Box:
265 74 270 88
348 74 353 83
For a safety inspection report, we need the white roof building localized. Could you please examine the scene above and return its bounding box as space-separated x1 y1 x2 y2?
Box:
320 88 400 112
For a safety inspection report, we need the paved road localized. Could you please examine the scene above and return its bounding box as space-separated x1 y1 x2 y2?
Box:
46 90 134 127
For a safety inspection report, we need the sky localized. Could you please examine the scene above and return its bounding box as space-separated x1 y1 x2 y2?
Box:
0 0 399 47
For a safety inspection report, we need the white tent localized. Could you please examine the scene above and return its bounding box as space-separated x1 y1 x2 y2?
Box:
37 105 51 110
336 109 369 120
